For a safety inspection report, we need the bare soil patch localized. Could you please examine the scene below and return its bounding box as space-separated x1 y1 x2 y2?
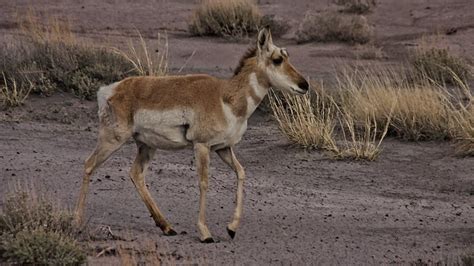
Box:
1 93 473 264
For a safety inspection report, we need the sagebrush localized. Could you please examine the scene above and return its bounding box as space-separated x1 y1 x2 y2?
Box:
0 187 85 264
189 0 262 38
334 0 377 14
0 14 134 102
412 44 471 86
297 11 372 44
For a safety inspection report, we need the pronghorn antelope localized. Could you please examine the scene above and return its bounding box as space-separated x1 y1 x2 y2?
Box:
74 27 309 243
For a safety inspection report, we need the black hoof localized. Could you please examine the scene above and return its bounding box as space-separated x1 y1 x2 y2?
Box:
201 237 215 243
164 228 177 236
227 227 236 239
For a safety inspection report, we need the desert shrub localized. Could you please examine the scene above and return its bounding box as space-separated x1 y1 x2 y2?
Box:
0 14 136 103
1 230 86 265
412 45 471 86
189 0 262 38
0 188 85 264
296 11 372 44
334 0 377 14
0 41 134 101
353 44 384 60
260 15 290 37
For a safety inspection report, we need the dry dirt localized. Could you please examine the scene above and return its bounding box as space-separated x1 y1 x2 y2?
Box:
1 0 474 265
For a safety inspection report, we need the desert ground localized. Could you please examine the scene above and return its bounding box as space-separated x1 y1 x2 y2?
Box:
0 0 473 265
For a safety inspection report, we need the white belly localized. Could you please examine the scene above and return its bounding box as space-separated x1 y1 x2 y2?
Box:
133 109 192 150
133 106 248 151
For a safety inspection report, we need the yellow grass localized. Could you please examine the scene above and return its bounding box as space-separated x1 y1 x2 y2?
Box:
17 9 76 44
447 74 474 156
113 31 168 76
452 105 474 156
1 72 32 107
333 105 392 161
336 67 454 141
270 64 474 159
269 84 391 161
268 89 337 150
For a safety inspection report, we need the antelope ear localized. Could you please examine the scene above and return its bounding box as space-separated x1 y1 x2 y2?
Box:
257 26 273 54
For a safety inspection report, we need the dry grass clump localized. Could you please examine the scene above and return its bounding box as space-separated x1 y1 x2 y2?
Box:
296 11 372 44
452 105 474 156
0 186 85 264
1 72 33 107
189 0 262 38
113 31 168 76
18 10 77 45
336 67 456 141
335 110 391 161
449 78 474 156
412 42 471 86
269 90 337 150
269 85 390 161
334 0 377 14
270 65 474 158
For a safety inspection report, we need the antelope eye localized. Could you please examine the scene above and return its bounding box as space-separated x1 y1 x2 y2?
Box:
272 57 283 65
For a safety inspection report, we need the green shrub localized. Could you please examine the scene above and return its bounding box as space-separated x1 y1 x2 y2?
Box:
296 11 372 44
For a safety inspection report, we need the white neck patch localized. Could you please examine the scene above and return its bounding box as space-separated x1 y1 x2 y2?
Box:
249 72 268 100
246 72 269 117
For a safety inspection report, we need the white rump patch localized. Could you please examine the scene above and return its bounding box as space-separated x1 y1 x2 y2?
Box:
97 82 119 113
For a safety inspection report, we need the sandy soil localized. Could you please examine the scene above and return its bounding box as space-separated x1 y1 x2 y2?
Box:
1 92 473 264
1 0 474 264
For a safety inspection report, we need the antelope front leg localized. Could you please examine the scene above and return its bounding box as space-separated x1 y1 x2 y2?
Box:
194 143 214 243
216 147 245 239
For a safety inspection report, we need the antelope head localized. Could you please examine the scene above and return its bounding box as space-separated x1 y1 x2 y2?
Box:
256 27 309 95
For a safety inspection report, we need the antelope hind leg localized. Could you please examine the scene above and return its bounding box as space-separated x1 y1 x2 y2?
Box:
74 128 129 225
130 142 177 236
